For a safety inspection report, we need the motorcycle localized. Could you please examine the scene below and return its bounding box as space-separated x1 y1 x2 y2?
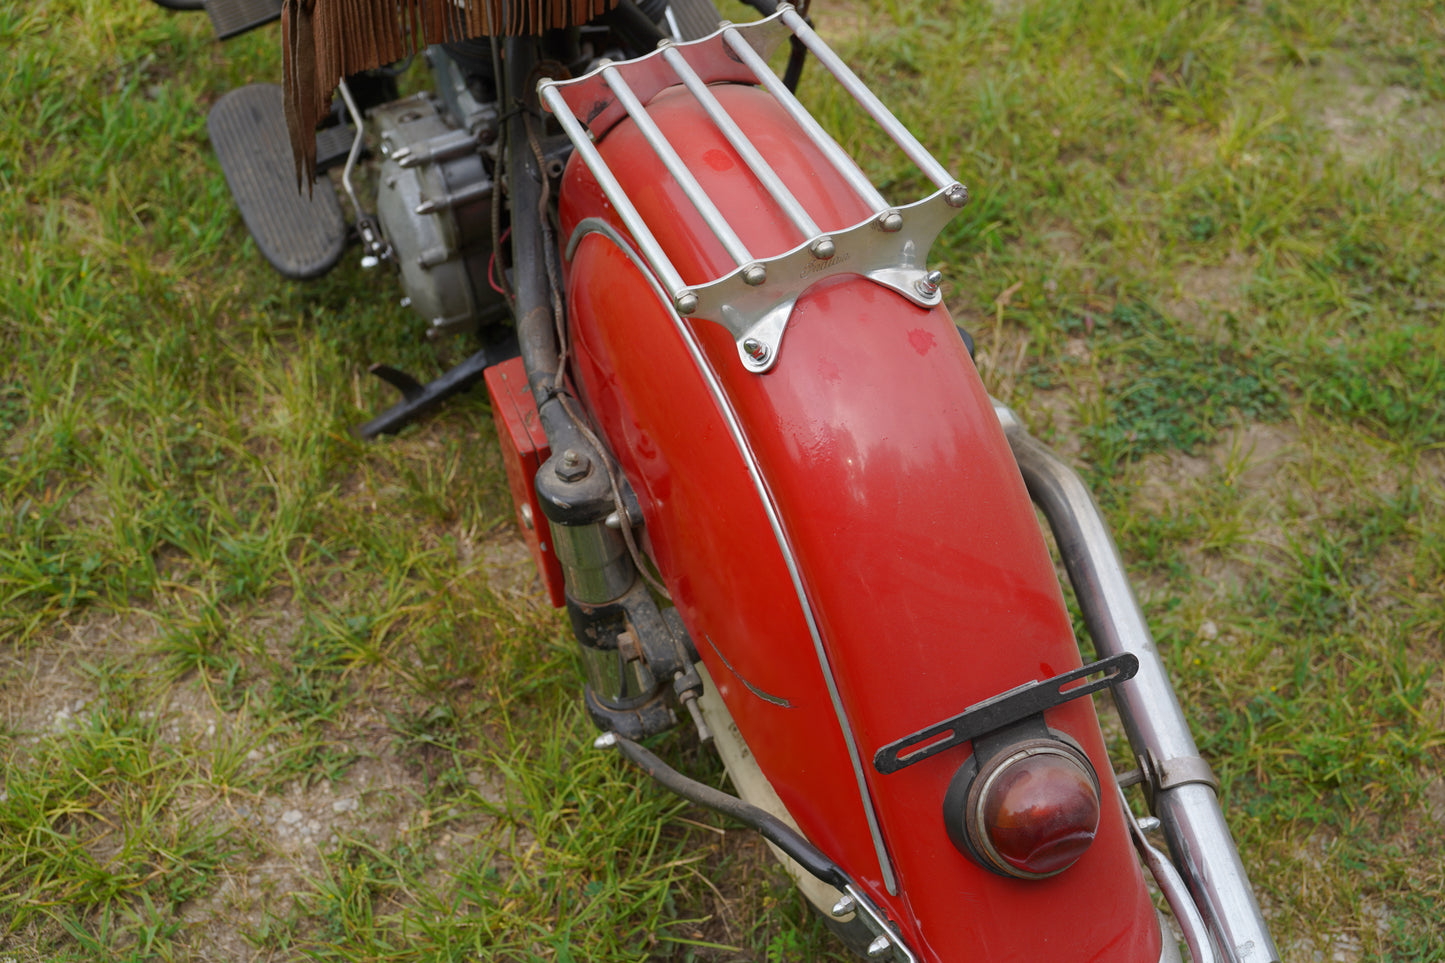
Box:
178 0 1282 959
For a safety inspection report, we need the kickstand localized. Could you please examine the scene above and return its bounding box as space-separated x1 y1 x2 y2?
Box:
356 333 521 438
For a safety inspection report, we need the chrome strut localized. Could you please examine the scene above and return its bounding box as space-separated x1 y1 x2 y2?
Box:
994 402 1280 963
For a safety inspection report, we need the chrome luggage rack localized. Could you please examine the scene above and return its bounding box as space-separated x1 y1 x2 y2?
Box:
538 4 969 372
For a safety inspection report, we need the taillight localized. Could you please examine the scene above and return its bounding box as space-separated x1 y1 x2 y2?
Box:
944 736 1101 879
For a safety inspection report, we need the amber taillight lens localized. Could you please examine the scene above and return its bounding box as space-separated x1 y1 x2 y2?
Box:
946 738 1102 879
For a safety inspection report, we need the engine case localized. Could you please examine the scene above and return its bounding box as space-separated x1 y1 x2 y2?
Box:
372 93 506 338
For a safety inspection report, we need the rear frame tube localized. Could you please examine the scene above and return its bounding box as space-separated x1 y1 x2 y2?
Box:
995 402 1280 963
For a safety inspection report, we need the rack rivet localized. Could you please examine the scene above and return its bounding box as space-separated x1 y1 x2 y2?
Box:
742 338 770 363
878 210 903 232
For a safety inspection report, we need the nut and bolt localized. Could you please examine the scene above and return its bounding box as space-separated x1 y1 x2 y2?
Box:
866 935 891 958
675 292 699 315
742 338 771 364
878 210 903 232
810 236 836 260
830 894 856 918
944 183 970 208
742 263 767 286
915 270 943 298
555 448 592 482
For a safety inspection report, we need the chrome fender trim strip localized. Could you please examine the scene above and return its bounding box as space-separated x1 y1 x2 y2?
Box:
567 219 899 893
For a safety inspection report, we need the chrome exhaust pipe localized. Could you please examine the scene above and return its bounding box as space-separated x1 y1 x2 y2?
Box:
995 402 1280 963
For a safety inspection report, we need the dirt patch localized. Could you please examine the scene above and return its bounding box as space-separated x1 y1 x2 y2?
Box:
1165 252 1255 333
0 524 544 959
1121 422 1303 597
170 750 496 961
0 612 158 736
1039 219 1086 260
1132 449 1215 516
1305 54 1445 170
985 0 1029 17
1319 79 1417 166
1218 421 1299 493
811 0 873 46
464 527 547 601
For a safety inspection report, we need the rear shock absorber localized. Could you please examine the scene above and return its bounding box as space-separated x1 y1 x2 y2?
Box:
534 432 701 739
506 34 700 741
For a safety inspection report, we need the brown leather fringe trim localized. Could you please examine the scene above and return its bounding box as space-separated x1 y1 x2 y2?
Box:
282 0 615 186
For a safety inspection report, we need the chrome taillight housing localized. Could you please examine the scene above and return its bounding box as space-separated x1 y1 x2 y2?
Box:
943 734 1101 879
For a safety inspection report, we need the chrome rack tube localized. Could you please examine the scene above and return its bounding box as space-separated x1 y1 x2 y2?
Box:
600 64 760 278
537 83 691 307
777 6 956 193
658 43 829 256
721 27 890 215
994 403 1280 963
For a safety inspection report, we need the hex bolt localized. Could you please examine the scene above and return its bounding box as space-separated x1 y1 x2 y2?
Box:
675 292 699 315
830 894 856 918
944 183 970 208
742 263 767 286
866 935 891 957
742 338 770 364
878 210 903 232
915 270 943 298
810 236 837 260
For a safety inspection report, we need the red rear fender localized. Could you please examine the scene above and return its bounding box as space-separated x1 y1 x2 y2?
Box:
559 83 1160 962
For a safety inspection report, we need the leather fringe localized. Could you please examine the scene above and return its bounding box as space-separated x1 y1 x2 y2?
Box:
282 0 615 186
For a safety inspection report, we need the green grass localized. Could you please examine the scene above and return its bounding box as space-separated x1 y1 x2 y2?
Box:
3 0 1444 959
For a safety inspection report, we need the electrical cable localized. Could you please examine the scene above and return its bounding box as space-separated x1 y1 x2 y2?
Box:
599 733 852 892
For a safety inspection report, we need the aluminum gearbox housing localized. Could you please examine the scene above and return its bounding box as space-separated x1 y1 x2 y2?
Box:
371 83 507 339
